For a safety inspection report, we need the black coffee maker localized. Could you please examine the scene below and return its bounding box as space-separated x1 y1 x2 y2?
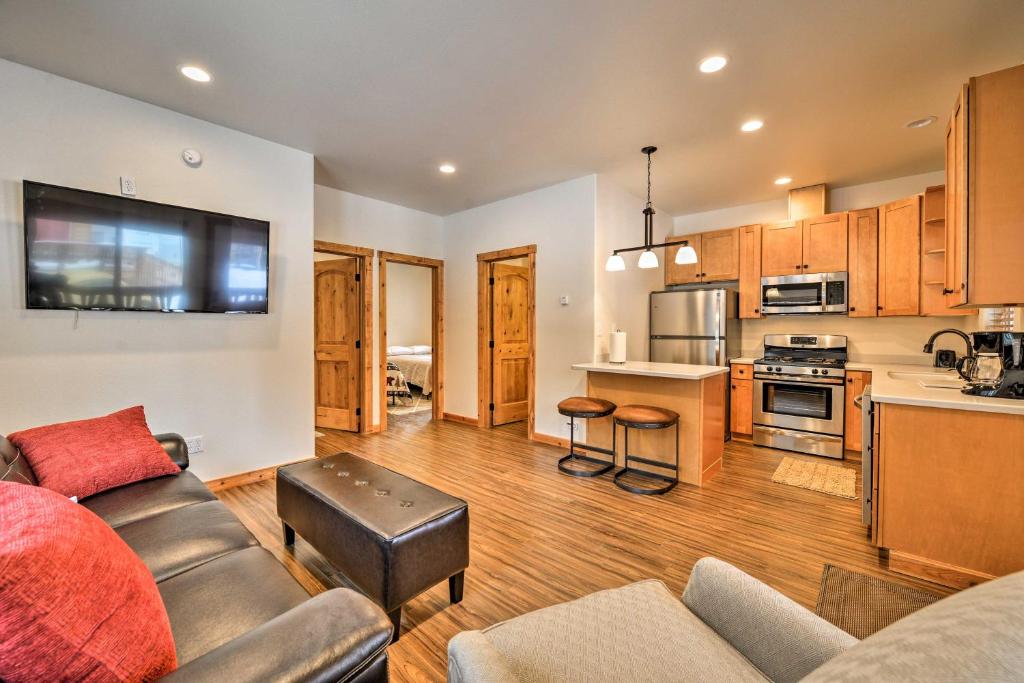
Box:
961 332 1024 399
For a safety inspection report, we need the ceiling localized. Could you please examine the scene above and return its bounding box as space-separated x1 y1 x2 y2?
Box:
1 1 1021 216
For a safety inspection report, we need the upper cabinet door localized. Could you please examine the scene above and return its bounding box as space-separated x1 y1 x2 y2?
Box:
699 228 740 281
761 220 803 276
847 208 878 318
738 224 763 319
878 196 921 316
801 212 849 273
944 84 968 307
665 233 702 286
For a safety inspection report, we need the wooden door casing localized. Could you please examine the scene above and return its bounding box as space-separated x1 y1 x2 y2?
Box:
490 263 531 425
761 220 803 277
315 258 361 431
878 196 921 316
699 228 740 281
665 234 702 286
801 212 849 274
738 224 762 319
844 370 871 452
847 208 879 318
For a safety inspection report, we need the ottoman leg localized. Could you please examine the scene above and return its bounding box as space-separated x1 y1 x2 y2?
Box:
387 607 402 643
282 522 295 546
449 570 465 604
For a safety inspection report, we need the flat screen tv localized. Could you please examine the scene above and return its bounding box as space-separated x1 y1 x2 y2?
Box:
23 181 270 313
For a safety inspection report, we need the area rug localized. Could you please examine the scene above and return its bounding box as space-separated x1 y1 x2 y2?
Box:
815 564 942 638
388 394 432 416
771 457 856 499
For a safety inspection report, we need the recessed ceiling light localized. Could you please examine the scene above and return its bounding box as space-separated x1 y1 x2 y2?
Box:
905 116 937 129
698 55 728 73
179 65 211 83
774 176 793 185
439 164 456 174
741 119 764 132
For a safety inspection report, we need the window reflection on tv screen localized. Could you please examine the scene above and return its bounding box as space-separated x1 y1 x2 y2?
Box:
24 181 270 313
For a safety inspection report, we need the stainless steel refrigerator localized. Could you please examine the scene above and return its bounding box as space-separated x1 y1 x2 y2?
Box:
649 289 739 366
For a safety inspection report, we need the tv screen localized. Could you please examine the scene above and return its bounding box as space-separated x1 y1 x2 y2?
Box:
23 181 270 313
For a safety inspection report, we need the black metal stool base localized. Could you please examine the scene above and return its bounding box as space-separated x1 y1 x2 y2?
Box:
558 451 615 478
613 467 677 495
612 416 680 496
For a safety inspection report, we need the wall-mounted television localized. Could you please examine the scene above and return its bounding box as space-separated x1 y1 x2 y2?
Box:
23 181 270 313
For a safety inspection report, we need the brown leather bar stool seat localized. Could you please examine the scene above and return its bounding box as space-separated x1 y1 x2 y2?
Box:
556 396 617 478
613 404 680 495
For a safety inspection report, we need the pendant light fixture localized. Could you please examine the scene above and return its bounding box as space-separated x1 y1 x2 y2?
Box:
605 146 697 271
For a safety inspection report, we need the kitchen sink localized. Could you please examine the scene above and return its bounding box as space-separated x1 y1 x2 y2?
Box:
886 370 963 390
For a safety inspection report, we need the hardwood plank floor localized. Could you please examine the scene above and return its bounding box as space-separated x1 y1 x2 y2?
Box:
217 412 952 682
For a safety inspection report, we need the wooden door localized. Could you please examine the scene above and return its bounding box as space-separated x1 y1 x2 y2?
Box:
314 258 361 431
730 379 753 435
801 212 849 273
490 263 531 425
944 85 968 307
847 208 878 317
664 234 701 286
878 196 921 316
738 224 762 318
699 228 739 281
760 220 803 276
844 370 871 452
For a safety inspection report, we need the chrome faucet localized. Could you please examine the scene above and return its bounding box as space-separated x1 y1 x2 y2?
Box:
922 329 974 360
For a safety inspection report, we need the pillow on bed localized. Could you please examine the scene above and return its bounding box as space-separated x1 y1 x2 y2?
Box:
411 345 432 355
387 346 414 356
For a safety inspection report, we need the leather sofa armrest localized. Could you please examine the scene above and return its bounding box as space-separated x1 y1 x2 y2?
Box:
682 557 858 683
154 433 189 470
160 588 392 683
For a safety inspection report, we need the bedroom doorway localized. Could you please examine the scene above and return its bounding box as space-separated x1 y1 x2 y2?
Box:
476 245 536 438
313 241 373 434
378 251 445 431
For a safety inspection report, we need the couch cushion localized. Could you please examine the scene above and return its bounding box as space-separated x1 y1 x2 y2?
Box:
0 435 37 485
460 579 764 683
115 500 258 582
0 481 177 681
81 471 216 529
804 570 1024 682
158 546 311 665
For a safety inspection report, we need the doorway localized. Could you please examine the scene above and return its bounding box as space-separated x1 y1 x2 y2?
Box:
476 245 536 438
313 241 373 434
378 251 445 431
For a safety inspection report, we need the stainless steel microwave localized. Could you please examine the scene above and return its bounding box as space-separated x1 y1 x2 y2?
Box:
760 272 848 315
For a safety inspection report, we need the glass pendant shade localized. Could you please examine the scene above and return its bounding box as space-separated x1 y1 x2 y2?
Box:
605 253 626 271
637 249 659 269
674 244 698 265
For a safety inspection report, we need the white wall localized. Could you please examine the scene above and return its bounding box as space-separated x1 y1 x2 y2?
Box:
442 176 596 438
386 262 433 347
671 170 978 364
314 185 443 426
0 59 314 481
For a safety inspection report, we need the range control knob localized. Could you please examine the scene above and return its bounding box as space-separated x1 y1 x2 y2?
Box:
821 369 829 375
811 369 819 375
774 366 782 373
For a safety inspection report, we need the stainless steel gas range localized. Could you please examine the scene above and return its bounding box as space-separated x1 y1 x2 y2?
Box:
752 334 848 459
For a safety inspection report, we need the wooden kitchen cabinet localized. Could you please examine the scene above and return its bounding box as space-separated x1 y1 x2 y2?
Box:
665 234 701 285
922 185 972 317
944 85 968 307
738 224 762 319
665 228 739 286
878 196 921 316
760 220 803 277
730 365 753 436
847 208 878 317
801 212 849 273
843 370 871 452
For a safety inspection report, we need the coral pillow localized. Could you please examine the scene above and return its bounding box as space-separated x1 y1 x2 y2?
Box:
7 406 180 500
0 481 177 681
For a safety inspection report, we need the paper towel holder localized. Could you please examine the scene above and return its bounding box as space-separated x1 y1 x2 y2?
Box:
609 329 628 364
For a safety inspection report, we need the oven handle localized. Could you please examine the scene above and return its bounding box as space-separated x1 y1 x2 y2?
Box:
753 373 845 386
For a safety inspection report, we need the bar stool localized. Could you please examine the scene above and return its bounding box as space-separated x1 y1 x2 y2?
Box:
612 404 680 495
556 396 617 478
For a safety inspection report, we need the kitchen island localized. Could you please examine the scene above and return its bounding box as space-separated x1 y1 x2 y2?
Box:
571 361 729 486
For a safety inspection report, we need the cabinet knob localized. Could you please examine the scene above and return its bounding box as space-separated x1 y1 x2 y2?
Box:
847 378 853 384
731 384 736 389
803 264 809 268
849 306 856 312
942 288 953 295
795 264 802 269
877 305 883 311
753 308 759 313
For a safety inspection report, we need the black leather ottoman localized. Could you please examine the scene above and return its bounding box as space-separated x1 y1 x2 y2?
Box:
277 453 469 642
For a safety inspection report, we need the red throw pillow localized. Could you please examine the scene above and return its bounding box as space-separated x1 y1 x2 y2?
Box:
7 406 180 500
0 481 177 681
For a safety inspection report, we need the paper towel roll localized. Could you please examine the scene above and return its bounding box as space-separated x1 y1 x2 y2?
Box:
609 331 627 363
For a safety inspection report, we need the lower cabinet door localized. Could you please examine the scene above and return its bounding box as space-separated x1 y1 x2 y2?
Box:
730 379 753 435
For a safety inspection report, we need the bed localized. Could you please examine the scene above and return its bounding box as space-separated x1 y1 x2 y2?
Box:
387 345 433 397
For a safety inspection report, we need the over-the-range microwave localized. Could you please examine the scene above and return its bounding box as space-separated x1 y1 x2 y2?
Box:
760 271 848 315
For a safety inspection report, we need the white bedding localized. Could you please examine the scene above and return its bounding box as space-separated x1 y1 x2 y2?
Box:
389 354 432 396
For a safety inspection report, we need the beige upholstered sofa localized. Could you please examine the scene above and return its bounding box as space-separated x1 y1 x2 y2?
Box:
448 557 1024 682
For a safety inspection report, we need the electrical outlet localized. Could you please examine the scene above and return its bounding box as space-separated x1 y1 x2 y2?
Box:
571 422 581 434
184 435 204 455
119 176 137 196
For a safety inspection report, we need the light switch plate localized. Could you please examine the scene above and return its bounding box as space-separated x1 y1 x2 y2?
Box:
184 435 204 454
559 295 570 305
119 176 137 196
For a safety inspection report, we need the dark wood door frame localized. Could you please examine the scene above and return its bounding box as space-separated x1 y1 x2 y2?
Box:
313 240 374 434
476 244 536 438
378 250 445 431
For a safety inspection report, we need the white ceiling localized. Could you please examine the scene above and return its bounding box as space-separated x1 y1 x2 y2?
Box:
1 1 1021 216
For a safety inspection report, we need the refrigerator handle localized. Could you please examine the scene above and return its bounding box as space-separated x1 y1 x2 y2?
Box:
715 291 723 366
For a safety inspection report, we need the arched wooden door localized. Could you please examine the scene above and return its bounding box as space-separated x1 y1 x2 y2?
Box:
315 258 361 431
490 262 531 425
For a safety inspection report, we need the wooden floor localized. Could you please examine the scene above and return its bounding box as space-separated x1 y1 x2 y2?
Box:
217 412 952 682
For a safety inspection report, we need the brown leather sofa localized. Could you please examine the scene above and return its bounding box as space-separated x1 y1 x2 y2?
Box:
0 432 392 682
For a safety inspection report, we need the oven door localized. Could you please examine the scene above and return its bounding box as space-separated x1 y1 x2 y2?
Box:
753 376 845 436
761 273 826 314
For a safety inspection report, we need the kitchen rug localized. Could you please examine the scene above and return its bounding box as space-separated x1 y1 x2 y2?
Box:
771 456 856 498
815 564 942 638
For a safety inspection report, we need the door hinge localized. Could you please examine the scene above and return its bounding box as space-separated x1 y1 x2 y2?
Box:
489 403 495 411
356 407 361 416
355 339 361 349
489 277 495 286
488 340 494 349
355 272 361 282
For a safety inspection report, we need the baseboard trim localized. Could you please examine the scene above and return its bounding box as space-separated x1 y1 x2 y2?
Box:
887 550 996 590
205 458 313 493
530 431 568 448
443 412 478 426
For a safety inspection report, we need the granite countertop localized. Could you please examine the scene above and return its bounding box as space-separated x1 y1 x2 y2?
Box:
572 361 730 380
